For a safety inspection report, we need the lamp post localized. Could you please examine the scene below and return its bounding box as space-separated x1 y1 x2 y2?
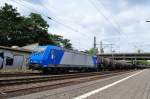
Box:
146 21 150 22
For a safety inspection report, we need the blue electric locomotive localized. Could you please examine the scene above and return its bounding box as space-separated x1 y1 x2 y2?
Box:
28 45 97 72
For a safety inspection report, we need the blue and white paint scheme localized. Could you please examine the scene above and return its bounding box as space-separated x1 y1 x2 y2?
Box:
29 45 97 72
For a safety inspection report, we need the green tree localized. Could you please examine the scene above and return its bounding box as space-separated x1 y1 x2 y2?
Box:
0 3 54 47
0 3 23 46
0 3 72 49
136 60 150 65
61 38 72 49
85 48 98 55
48 34 72 49
23 13 54 45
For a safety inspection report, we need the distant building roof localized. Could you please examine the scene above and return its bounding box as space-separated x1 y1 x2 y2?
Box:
0 46 32 53
22 43 39 51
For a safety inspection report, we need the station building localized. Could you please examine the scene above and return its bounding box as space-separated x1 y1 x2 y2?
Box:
0 45 33 72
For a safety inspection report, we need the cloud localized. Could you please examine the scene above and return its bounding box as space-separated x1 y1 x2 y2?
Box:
1 0 150 52
127 0 150 6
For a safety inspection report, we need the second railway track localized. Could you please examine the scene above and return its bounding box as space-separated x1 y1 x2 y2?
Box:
0 71 122 86
0 70 137 98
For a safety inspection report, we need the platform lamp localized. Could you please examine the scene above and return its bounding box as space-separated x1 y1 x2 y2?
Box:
146 21 150 22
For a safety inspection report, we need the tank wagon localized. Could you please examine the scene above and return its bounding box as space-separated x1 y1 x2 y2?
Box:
97 57 133 70
28 45 97 73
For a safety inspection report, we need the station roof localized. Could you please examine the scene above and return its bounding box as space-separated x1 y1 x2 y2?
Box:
0 46 32 53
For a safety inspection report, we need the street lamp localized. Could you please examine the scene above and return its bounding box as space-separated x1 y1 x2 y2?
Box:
146 21 150 22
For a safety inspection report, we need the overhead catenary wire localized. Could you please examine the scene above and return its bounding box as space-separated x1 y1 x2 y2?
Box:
96 0 143 52
87 0 123 52
37 0 125 51
88 0 139 52
96 0 131 43
11 0 93 42
37 2 93 40
9 0 98 51
88 0 122 35
97 0 122 30
11 0 77 32
10 0 144 52
96 0 122 50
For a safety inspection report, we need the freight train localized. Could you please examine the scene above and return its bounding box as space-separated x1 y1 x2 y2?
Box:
28 45 135 73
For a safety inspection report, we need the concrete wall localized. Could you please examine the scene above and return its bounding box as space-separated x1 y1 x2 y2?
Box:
0 48 31 72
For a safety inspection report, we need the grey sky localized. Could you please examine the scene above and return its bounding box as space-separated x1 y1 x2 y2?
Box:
1 0 150 53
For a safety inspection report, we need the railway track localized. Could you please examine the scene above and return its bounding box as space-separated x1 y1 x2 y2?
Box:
0 70 122 77
0 70 136 98
0 73 43 77
0 71 119 86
